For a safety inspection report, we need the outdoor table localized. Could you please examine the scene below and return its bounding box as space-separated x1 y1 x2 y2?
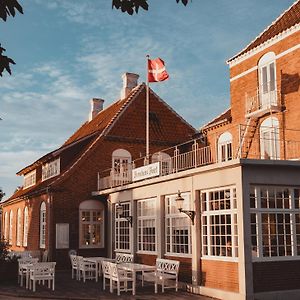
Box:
83 257 115 282
118 263 156 293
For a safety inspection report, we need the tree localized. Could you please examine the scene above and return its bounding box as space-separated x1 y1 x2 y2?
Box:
0 0 23 77
0 188 5 201
112 0 191 15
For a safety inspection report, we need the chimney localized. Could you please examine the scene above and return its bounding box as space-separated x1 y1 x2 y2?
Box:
120 73 139 99
89 98 104 121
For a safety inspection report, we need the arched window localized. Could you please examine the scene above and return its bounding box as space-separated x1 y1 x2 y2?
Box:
258 52 277 109
40 202 46 249
9 210 13 245
16 208 22 246
79 200 104 248
4 212 8 241
260 117 280 160
23 207 29 247
218 132 233 162
152 151 172 175
112 149 132 183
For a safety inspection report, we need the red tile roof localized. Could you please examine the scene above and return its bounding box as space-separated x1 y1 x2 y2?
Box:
228 0 300 62
201 108 231 130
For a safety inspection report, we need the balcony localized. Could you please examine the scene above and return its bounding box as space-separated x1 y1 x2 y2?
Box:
245 85 281 119
97 124 300 191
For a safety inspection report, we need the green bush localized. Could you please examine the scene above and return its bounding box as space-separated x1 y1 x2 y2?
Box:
0 238 10 261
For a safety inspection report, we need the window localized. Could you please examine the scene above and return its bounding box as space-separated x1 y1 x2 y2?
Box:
202 187 238 259
42 158 60 181
115 202 131 252
4 212 8 241
79 200 104 248
40 202 46 248
9 210 13 245
23 207 28 247
258 52 277 109
24 170 36 189
112 149 132 183
16 208 22 246
56 223 69 249
137 198 157 253
152 152 172 175
260 117 280 160
165 193 192 256
250 186 300 260
217 132 233 162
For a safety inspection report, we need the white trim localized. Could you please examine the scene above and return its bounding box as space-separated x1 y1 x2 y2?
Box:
228 14 300 67
230 42 300 82
39 202 46 249
23 207 28 247
16 208 22 246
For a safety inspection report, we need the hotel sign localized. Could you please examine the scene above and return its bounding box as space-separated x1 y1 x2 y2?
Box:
132 162 160 182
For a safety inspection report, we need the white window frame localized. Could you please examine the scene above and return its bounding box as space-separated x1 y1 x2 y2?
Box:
16 208 22 246
112 149 132 183
137 198 157 254
42 158 60 181
56 223 69 249
79 200 104 249
4 212 8 241
23 207 29 247
217 132 233 162
260 117 280 160
201 186 238 261
24 169 36 189
250 185 300 261
152 152 172 176
115 202 132 253
165 193 192 257
40 202 46 249
258 52 277 109
9 210 13 245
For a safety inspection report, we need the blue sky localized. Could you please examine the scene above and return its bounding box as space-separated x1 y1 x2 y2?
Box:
0 0 295 199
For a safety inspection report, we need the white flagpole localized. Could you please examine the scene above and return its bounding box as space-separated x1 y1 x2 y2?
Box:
146 55 150 164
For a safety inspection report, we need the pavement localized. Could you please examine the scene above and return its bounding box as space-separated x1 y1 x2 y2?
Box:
0 270 218 300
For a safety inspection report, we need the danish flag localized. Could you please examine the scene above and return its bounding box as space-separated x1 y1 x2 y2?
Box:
148 57 169 82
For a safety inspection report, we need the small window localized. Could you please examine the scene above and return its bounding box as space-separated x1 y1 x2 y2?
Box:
112 149 132 183
40 202 46 248
79 200 104 248
4 212 8 241
9 210 13 245
24 170 36 189
16 208 22 246
23 207 29 247
42 158 60 181
152 152 172 176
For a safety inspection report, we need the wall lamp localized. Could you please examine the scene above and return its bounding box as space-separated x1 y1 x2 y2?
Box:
116 202 133 227
175 191 195 225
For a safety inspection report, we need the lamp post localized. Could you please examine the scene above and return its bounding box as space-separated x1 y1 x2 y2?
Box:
175 191 195 225
116 202 133 226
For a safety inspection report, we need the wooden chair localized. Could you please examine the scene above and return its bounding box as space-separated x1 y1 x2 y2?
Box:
18 257 39 287
69 254 78 279
77 256 97 282
101 260 111 291
108 262 135 296
29 262 56 292
143 258 180 293
115 253 133 263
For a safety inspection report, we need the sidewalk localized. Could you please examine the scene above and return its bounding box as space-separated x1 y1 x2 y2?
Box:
0 271 218 300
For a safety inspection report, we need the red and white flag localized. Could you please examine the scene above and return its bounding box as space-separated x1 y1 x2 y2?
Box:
148 57 169 82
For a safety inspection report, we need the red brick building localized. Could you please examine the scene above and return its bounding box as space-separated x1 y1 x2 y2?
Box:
0 73 197 267
92 2 300 300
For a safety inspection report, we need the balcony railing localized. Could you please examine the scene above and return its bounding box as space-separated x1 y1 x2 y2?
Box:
245 84 281 118
97 124 300 191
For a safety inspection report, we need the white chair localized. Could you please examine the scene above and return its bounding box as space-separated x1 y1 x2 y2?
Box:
101 260 111 291
18 257 39 287
143 258 180 293
115 253 133 263
29 262 56 292
77 256 97 282
69 254 78 279
108 262 135 296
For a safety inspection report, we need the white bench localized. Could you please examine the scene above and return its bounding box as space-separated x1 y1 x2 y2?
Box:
143 258 180 293
29 262 56 292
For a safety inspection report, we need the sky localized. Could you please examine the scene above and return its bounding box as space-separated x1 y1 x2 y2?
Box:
0 0 296 199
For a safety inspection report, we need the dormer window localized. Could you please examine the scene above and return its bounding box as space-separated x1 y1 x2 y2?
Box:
42 158 60 181
24 170 36 189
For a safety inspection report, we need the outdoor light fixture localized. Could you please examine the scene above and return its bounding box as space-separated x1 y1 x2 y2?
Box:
116 202 133 226
175 191 195 225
